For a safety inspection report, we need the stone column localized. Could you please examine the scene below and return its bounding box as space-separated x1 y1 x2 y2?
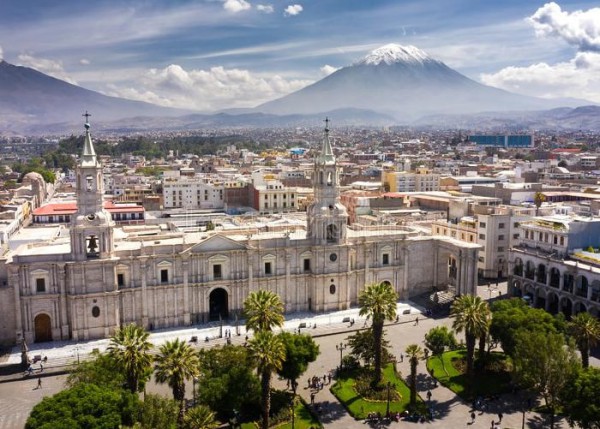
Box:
285 251 292 312
182 257 190 325
57 264 70 338
11 269 23 341
140 257 149 328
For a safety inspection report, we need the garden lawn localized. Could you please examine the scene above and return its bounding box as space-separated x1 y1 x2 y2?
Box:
331 364 414 420
427 350 512 399
240 399 321 429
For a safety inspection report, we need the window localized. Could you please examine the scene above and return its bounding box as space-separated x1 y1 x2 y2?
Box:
160 269 169 284
478 256 485 262
213 264 222 279
497 247 504 252
36 278 46 293
499 223 505 229
525 231 529 239
498 235 505 241
560 237 565 245
92 306 100 318
513 233 520 239
554 236 558 244
117 273 125 287
265 262 272 275
303 259 311 272
330 284 336 294
479 234 485 239
479 222 486 228
382 254 389 265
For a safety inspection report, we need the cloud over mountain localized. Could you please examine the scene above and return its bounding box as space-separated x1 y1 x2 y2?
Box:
529 2 600 52
481 2 600 104
106 64 312 111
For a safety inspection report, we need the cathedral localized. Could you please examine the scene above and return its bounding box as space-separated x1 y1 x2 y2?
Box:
0 119 479 345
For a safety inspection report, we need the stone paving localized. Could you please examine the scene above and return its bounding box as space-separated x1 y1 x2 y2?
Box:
0 282 593 429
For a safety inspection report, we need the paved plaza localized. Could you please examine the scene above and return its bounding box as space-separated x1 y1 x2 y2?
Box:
0 282 592 429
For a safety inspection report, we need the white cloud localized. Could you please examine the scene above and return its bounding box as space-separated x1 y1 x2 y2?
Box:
528 2 600 52
16 54 77 85
480 51 600 103
320 65 339 76
283 4 303 17
105 64 312 111
256 4 274 14
223 0 251 13
80 59 90 65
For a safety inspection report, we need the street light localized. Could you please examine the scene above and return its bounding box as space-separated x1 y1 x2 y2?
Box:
386 382 391 417
290 395 296 429
336 342 347 372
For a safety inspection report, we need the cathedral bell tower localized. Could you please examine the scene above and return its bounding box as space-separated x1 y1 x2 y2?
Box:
70 113 114 261
306 119 349 244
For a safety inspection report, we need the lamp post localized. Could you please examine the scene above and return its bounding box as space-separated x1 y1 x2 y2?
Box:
290 395 296 429
386 382 391 417
336 342 347 372
74 345 80 364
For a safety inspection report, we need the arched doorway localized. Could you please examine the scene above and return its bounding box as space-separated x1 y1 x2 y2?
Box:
34 314 52 343
209 288 228 321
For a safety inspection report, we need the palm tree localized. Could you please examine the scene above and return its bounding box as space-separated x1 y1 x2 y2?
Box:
477 306 492 363
405 344 423 406
244 290 285 332
248 330 286 429
358 282 398 385
450 295 490 378
183 405 219 429
107 323 153 393
569 312 600 368
155 338 200 426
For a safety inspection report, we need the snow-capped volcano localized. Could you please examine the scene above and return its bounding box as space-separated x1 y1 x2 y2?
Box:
355 44 437 66
256 43 579 120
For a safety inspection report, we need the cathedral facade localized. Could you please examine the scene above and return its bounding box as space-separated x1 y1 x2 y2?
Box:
2 120 480 345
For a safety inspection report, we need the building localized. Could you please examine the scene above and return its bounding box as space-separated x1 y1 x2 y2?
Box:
382 167 440 193
0 120 480 346
468 134 534 148
508 215 600 318
163 175 225 210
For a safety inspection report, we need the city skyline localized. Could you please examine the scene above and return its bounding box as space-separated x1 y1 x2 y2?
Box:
0 0 599 111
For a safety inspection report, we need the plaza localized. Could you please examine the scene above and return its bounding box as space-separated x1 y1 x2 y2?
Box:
1 281 591 429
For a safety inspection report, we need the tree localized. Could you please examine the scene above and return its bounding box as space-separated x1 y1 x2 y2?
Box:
155 338 200 426
247 331 286 429
347 328 392 368
277 332 320 393
568 312 600 368
136 394 179 429
107 323 153 393
197 345 260 422
67 351 125 389
405 344 423 407
183 405 219 429
561 367 600 429
244 290 285 332
451 295 490 378
513 331 580 429
25 383 138 429
490 298 564 357
358 282 398 385
424 326 457 376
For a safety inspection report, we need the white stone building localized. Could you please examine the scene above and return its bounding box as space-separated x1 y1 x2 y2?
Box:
0 120 480 345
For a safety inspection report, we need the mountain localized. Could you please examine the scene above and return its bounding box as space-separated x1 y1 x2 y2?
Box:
0 60 189 132
256 44 590 121
413 105 600 131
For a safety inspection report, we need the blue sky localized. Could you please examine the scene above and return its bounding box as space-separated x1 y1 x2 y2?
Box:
1 0 599 111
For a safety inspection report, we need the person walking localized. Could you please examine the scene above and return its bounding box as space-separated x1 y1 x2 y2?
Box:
427 390 432 402
470 411 476 424
400 353 404 363
414 316 419 326
37 377 42 389
498 412 503 423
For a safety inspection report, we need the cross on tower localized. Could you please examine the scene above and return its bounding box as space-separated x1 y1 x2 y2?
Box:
324 117 329 132
82 111 92 123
